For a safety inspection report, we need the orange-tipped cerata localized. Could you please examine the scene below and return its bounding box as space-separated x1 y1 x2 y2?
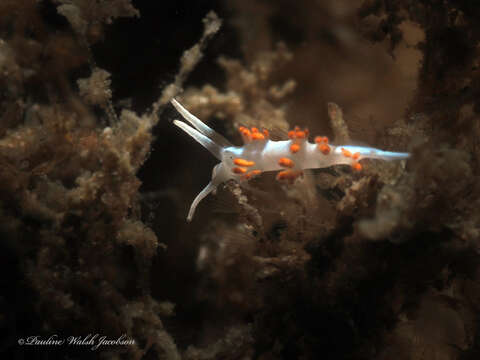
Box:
276 170 303 184
278 157 295 168
252 132 266 140
234 158 255 167
233 167 247 174
318 143 330 155
341 148 352 158
290 143 300 153
352 162 362 171
314 136 328 144
243 169 262 180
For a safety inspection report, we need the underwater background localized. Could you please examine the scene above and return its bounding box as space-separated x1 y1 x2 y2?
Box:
1 0 479 359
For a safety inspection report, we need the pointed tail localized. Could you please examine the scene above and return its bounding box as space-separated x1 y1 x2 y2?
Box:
338 145 410 161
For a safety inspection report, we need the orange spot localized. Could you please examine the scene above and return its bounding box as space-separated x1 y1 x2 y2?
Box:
243 169 262 181
233 167 247 174
263 129 269 138
295 130 306 139
341 148 352 158
276 170 291 181
234 158 255 167
314 136 329 144
278 157 295 168
251 127 259 133
352 162 362 171
290 143 301 153
239 127 252 142
239 127 250 134
252 132 265 140
318 144 330 155
276 170 303 184
289 127 309 140
353 152 360 160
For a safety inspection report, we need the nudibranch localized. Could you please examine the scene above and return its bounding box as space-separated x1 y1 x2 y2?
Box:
171 99 409 221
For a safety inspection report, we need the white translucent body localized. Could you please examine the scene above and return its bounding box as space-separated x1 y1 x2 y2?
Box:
171 99 409 221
